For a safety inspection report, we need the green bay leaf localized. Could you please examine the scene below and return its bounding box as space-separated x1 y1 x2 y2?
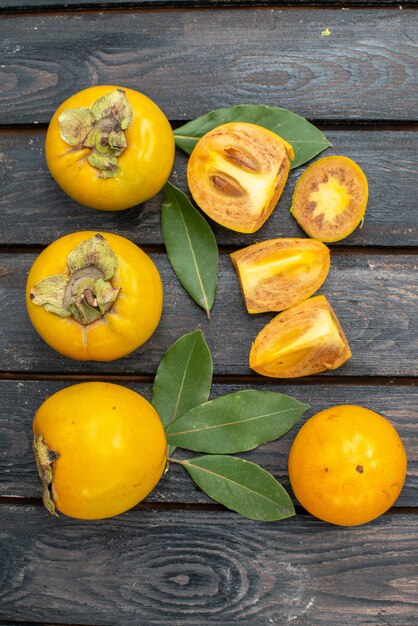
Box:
166 390 308 453
162 182 218 317
180 455 294 521
173 104 331 169
152 330 213 455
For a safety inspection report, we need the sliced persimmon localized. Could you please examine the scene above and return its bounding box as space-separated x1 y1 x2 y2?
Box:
290 156 368 242
187 122 294 233
231 238 330 314
249 295 352 378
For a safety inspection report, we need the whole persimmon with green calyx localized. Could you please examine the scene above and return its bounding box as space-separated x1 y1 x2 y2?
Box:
33 382 167 520
249 295 351 378
288 405 407 526
26 231 163 361
290 155 368 242
45 86 175 211
231 238 330 314
187 122 294 233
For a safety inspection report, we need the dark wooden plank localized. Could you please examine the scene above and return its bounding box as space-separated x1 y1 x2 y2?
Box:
0 252 416 376
1 504 418 625
2 380 417 506
1 130 417 248
3 0 417 12
0 10 417 123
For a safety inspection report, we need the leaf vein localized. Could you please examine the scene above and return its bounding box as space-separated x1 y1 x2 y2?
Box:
186 462 280 507
169 408 297 437
178 205 210 314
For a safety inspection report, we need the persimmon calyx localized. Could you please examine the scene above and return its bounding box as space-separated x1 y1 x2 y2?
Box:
58 89 133 178
30 234 120 325
33 433 58 516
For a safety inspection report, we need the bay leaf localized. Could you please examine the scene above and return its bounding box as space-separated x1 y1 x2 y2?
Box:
179 455 294 521
162 182 218 317
152 330 213 455
173 104 331 169
166 390 308 453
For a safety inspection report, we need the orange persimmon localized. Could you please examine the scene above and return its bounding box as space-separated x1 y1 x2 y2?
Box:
289 405 407 526
45 86 175 211
26 231 163 361
187 122 294 233
33 382 167 519
249 295 351 378
231 238 330 313
290 156 368 242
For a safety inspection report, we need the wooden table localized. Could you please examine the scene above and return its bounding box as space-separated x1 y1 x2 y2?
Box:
1 0 417 624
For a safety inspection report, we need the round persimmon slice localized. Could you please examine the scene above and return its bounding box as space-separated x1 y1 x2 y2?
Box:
187 122 294 233
290 156 368 242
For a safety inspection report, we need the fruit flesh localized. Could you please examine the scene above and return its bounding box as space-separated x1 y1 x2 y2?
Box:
187 122 294 233
290 155 368 242
249 295 351 378
231 238 330 313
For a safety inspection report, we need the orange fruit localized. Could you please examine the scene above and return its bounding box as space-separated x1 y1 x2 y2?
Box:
288 405 407 526
290 155 368 242
187 122 294 233
45 86 174 211
26 231 163 361
33 382 167 520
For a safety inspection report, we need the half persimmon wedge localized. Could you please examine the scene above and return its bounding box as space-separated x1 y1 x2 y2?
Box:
290 156 368 242
249 295 352 378
231 238 330 314
187 122 294 233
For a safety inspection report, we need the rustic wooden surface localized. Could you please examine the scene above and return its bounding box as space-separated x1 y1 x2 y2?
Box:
0 253 417 375
2 381 418 504
2 506 418 626
0 1 417 625
1 130 417 247
1 10 417 123
3 0 417 10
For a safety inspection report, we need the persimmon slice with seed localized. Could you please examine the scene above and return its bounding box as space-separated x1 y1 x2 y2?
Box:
290 156 368 242
250 295 352 378
231 238 330 314
187 122 294 233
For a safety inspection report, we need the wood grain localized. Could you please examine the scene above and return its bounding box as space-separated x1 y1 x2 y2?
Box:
1 130 417 247
0 2 417 625
3 0 417 12
1 505 418 625
1 380 417 505
0 252 416 376
0 10 417 123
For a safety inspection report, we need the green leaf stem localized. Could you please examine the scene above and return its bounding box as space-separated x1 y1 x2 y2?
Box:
174 455 294 521
173 104 331 169
166 390 308 454
162 182 218 318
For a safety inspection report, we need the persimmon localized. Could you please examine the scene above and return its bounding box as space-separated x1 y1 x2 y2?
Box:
249 295 351 378
290 155 368 242
33 382 167 519
288 405 407 526
45 86 175 211
231 238 330 313
26 231 163 361
187 122 294 233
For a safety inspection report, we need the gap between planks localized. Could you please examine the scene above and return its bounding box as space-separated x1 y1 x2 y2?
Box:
1 244 417 255
1 4 418 19
0 372 416 386
2 495 418 517
0 121 417 134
